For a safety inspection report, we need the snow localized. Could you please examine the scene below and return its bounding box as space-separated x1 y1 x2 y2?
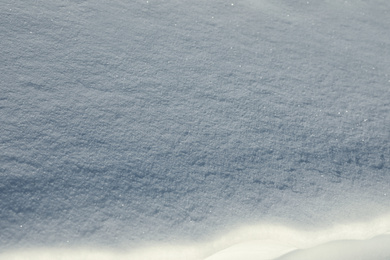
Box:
1 0 389 259
1 217 390 259
277 235 390 260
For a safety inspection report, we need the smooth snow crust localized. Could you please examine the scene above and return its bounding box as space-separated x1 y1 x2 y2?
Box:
1 214 390 260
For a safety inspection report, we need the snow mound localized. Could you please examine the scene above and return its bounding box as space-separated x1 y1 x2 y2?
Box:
1 214 390 260
277 235 390 260
1 0 389 253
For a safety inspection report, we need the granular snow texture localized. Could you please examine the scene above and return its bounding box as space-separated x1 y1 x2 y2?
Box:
1 0 389 251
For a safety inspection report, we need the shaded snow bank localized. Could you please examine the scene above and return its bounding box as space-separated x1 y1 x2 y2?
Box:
1 0 390 252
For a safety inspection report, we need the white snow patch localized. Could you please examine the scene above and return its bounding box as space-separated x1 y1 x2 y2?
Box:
2 213 390 260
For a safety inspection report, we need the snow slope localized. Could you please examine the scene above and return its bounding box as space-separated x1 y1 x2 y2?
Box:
1 219 390 260
1 0 389 258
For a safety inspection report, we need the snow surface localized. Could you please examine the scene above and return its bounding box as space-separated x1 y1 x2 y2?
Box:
1 0 390 259
1 218 390 260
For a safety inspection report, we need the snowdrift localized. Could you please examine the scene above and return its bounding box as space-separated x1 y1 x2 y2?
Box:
1 0 389 257
2 214 390 260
